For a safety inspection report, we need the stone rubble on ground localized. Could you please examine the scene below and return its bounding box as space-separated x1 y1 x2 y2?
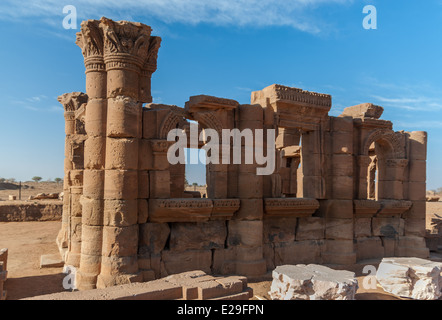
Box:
376 257 442 300
269 264 358 300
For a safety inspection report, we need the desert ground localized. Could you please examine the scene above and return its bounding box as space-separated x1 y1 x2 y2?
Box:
0 182 441 300
0 181 63 202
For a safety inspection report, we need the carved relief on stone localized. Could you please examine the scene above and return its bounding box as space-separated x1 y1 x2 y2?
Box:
362 129 405 159
58 92 88 113
264 198 319 217
75 20 105 73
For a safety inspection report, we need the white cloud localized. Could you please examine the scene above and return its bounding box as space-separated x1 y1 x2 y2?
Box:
0 0 353 33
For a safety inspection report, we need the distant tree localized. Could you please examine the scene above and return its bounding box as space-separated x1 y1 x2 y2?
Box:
0 178 5 183
192 182 198 186
32 176 42 183
54 178 63 184
7 178 16 183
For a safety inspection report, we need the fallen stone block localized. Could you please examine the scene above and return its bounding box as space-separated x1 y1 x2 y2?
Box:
376 257 442 300
40 254 65 268
269 264 358 300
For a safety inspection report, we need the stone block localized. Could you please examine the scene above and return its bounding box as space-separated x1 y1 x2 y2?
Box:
238 104 263 122
402 201 426 220
376 257 442 300
407 182 426 201
234 199 263 220
325 218 354 240
237 173 262 199
274 241 323 265
138 170 150 199
317 199 353 219
161 250 212 275
106 97 142 138
138 199 149 224
331 176 354 200
408 131 427 161
83 170 104 199
354 217 372 238
169 221 227 251
139 223 170 254
372 217 404 238
80 197 103 226
80 225 103 257
102 225 139 258
40 254 64 268
332 133 353 155
207 171 228 199
138 139 154 171
332 154 353 176
84 136 106 169
104 169 138 200
105 138 139 170
408 160 426 182
296 217 325 241
263 217 297 243
355 237 384 261
331 116 353 132
227 220 263 248
404 219 426 237
84 98 107 137
104 199 138 227
269 264 358 300
142 110 157 139
149 170 170 199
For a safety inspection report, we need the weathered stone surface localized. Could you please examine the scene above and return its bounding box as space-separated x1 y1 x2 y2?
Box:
376 257 442 300
296 217 325 241
169 221 227 251
269 264 358 300
263 217 297 243
139 223 170 254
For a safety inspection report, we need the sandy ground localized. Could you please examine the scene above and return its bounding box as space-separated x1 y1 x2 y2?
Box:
0 222 65 299
2 221 441 300
0 182 63 202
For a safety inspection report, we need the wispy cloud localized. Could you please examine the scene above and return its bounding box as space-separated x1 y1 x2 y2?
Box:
0 0 353 34
395 120 442 129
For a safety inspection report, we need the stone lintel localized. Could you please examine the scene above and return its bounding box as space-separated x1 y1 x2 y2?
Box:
185 95 239 112
264 198 319 217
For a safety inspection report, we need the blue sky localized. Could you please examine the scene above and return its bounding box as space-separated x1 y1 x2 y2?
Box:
1 0 442 189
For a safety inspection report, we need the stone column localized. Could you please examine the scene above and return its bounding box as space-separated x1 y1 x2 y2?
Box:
96 18 160 288
57 92 88 265
75 20 107 290
227 104 266 277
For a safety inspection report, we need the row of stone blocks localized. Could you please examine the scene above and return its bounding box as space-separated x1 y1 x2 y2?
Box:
25 270 253 300
0 248 7 300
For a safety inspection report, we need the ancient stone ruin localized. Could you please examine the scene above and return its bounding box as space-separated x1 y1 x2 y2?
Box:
56 17 429 291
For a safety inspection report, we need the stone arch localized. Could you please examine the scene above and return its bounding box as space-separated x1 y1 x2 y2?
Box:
362 129 405 159
191 111 223 135
159 108 189 139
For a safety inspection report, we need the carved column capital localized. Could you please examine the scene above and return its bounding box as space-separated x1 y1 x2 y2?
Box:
99 17 154 71
76 20 105 72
